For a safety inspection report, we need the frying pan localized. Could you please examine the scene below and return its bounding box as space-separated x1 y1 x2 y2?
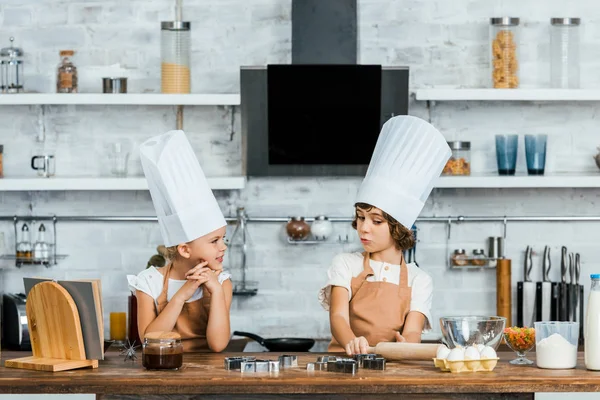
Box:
233 331 315 352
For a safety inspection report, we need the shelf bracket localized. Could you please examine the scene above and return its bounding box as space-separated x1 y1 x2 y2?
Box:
36 105 46 143
426 100 436 124
176 105 184 130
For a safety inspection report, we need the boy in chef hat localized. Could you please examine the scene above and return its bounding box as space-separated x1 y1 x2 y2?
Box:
127 130 232 352
319 116 451 355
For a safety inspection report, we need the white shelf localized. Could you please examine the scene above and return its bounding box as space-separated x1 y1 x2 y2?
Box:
0 93 240 106
435 174 600 189
414 89 600 102
0 177 246 191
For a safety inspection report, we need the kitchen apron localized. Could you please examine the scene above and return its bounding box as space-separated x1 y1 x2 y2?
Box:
156 264 211 352
328 252 412 352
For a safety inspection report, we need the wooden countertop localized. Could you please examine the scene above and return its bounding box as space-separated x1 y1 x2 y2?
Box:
1 350 600 398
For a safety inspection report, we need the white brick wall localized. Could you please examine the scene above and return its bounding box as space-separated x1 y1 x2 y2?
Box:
1 0 600 340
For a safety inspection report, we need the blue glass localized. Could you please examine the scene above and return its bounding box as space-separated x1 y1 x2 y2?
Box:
495 135 518 175
524 134 547 175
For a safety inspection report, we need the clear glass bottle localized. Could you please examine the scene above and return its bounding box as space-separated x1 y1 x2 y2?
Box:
57 50 78 93
550 18 581 89
33 223 49 263
16 223 32 260
443 141 471 176
142 332 183 370
161 21 191 93
585 274 600 370
490 17 520 89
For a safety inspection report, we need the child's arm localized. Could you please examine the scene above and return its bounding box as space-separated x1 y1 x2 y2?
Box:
329 286 368 354
202 274 233 352
137 277 205 337
399 311 425 343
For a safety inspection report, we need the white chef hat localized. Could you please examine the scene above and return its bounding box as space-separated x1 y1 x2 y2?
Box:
139 130 226 247
356 116 451 228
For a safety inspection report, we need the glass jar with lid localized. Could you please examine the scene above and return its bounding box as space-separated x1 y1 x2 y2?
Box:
161 21 191 93
490 17 520 89
57 50 78 93
550 18 581 89
451 249 468 267
443 141 471 176
0 37 24 93
142 331 183 370
471 249 488 266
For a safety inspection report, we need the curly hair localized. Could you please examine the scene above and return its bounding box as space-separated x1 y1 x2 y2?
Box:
352 202 415 251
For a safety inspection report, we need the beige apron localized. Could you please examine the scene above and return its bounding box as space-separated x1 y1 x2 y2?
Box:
156 264 211 352
329 252 412 352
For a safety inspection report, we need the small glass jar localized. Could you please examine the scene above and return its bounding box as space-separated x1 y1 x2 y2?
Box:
550 18 581 89
57 50 78 93
471 249 487 266
142 332 183 370
286 216 311 241
311 216 333 241
451 249 468 266
490 17 520 89
443 141 471 176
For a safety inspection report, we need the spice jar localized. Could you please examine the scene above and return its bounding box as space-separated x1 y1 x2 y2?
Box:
451 249 468 266
311 216 333 240
161 21 191 93
550 18 581 89
57 50 78 93
490 17 520 89
286 217 311 240
0 37 24 93
16 223 32 260
142 331 183 370
0 145 3 178
443 141 471 176
471 249 487 266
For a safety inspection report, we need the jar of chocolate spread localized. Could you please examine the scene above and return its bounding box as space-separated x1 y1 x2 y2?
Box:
142 331 183 370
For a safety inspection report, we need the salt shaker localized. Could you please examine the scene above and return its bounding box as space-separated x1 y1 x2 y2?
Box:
311 216 333 240
33 223 49 262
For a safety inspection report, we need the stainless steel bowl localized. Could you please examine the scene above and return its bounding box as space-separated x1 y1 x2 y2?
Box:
440 316 506 350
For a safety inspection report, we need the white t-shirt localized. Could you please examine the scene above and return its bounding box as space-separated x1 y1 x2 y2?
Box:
318 252 433 331
127 266 231 307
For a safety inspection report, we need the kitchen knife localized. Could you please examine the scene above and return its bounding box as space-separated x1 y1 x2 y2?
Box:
568 252 576 323
517 246 536 327
367 342 441 361
559 246 569 321
575 253 584 344
535 246 552 322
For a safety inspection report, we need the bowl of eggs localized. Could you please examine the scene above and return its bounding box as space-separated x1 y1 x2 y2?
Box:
433 344 499 373
439 316 507 350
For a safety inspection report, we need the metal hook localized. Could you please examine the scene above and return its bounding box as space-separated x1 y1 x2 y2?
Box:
503 217 508 239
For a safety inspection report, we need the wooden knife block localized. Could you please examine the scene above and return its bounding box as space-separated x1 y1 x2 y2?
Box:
5 281 98 372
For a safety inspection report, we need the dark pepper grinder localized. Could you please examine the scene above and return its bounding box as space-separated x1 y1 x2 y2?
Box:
128 292 141 346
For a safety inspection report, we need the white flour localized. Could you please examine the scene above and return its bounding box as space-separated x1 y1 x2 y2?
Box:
536 333 577 369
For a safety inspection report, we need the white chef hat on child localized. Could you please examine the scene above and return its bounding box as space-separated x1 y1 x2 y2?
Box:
139 130 226 247
356 116 451 228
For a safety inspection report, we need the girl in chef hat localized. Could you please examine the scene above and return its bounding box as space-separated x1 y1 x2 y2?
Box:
127 130 232 353
318 116 451 355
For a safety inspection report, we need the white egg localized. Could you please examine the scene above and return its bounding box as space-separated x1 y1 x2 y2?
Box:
480 346 497 359
464 346 481 360
436 345 451 359
476 344 485 353
447 347 465 361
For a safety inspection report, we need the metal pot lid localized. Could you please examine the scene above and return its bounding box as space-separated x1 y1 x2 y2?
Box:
161 21 191 31
490 17 520 26
0 37 23 58
551 18 581 26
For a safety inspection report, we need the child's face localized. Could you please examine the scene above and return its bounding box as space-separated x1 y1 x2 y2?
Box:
186 226 228 271
355 206 394 253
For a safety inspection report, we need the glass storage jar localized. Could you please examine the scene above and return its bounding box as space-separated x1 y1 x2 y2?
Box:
57 50 78 93
142 331 183 370
161 21 191 93
451 249 468 267
550 18 581 89
490 17 520 89
471 249 487 266
443 141 471 176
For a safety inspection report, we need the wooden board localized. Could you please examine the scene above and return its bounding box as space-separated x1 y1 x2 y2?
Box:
25 281 87 360
4 356 97 372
